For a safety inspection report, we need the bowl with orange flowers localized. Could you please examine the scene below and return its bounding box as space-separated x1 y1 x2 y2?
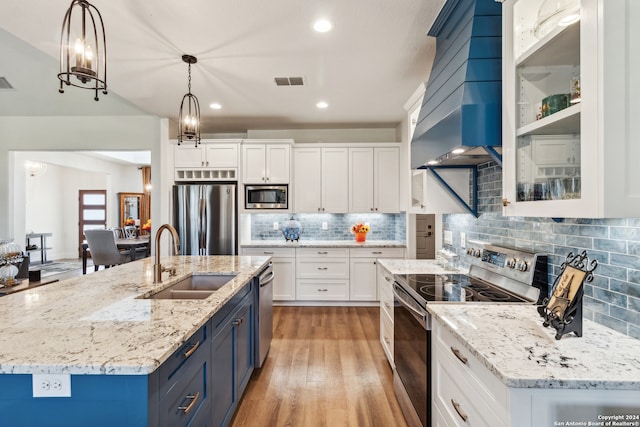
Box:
351 223 371 243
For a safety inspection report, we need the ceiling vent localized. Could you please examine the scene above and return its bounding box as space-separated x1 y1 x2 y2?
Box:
274 77 304 86
0 77 14 90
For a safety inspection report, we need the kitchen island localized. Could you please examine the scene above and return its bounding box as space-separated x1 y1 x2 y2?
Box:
0 255 270 427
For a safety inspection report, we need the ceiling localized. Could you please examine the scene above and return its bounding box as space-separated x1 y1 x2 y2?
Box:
0 0 444 134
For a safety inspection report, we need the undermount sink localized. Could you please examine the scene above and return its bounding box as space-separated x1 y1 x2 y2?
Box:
144 273 238 299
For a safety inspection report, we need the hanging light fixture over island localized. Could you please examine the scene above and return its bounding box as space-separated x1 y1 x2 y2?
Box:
57 0 108 101
177 54 201 146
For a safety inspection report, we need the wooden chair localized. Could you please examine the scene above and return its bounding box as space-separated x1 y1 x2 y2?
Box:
84 229 130 271
123 226 137 239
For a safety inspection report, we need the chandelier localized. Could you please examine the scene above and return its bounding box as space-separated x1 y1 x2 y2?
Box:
58 0 107 101
178 55 201 146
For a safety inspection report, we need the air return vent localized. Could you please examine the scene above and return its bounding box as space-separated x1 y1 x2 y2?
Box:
0 77 14 90
274 77 304 86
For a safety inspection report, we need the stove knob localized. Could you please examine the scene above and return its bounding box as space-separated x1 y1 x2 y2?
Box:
473 248 482 258
516 260 528 272
506 258 517 269
466 248 473 255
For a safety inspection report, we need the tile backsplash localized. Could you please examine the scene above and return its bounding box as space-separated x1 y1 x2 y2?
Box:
249 213 405 241
443 161 640 339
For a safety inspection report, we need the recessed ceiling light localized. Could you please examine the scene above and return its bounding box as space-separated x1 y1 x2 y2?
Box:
313 19 333 33
451 148 466 154
316 101 329 109
209 103 222 110
558 14 580 26
427 160 439 165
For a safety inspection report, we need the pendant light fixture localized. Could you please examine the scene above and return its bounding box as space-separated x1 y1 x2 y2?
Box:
178 55 201 146
58 0 108 101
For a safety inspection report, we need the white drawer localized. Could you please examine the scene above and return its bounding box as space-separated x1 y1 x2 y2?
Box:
380 307 393 365
296 258 349 279
296 280 349 300
296 247 349 258
434 324 507 420
379 287 394 319
434 348 506 427
241 247 295 257
349 247 404 258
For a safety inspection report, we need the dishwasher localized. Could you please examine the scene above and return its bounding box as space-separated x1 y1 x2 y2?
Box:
255 262 274 368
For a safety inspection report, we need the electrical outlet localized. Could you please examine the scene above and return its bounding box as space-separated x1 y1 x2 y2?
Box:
444 230 453 245
273 222 278 230
33 373 71 397
322 222 328 230
461 232 466 248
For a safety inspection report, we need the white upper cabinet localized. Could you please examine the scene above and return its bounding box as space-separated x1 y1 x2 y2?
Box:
349 146 400 213
242 141 291 184
293 146 348 213
502 0 640 217
174 141 239 168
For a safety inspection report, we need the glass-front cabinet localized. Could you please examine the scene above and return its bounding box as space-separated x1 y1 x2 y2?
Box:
502 0 640 218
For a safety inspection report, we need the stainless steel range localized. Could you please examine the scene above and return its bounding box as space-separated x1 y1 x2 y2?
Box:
392 241 548 427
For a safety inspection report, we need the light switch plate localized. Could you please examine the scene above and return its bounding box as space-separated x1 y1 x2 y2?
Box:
322 222 328 230
273 222 278 230
33 373 71 397
444 230 453 245
461 232 466 248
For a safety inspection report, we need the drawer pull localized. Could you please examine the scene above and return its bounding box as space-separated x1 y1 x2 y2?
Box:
384 337 390 344
183 341 200 359
263 251 274 254
384 302 391 310
317 267 328 270
450 347 468 364
317 251 328 254
372 251 382 254
317 288 328 292
178 392 201 414
233 317 244 326
385 276 391 282
451 399 468 422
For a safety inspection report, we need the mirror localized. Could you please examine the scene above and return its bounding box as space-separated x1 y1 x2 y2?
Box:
119 193 143 228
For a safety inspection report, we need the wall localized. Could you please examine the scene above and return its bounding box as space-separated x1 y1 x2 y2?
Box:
443 161 640 339
246 213 405 242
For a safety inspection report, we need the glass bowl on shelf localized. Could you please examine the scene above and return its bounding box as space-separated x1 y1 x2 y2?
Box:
534 0 580 39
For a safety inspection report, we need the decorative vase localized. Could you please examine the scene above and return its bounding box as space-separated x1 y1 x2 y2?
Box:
281 216 303 241
355 232 367 243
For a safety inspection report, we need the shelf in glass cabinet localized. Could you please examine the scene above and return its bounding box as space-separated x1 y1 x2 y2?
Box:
516 20 580 68
517 103 581 137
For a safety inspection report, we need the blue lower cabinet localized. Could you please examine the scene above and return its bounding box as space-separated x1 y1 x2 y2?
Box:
211 284 255 427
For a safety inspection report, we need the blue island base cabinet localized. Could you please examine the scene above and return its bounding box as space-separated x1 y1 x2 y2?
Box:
0 280 256 427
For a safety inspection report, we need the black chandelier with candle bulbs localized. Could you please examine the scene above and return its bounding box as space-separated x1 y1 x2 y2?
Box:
58 0 107 101
178 55 201 146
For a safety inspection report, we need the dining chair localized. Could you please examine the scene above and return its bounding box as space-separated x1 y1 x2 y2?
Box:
84 229 130 271
110 228 125 239
123 226 137 239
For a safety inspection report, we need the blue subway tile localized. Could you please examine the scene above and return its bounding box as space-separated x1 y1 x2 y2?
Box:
610 253 640 270
593 312 628 334
593 287 627 308
611 227 640 241
610 306 640 325
584 296 609 315
610 279 640 298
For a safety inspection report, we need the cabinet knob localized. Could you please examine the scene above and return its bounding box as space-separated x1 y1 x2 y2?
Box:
266 177 270 181
318 207 321 212
420 204 425 209
370 208 374 211
375 208 378 212
501 198 510 207
322 208 325 212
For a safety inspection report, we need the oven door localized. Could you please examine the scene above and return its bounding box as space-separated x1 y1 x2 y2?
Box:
393 282 430 427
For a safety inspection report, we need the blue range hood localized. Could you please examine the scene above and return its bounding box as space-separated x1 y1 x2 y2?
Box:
411 0 502 169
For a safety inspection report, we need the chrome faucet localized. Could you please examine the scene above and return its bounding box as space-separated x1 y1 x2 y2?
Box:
153 223 181 283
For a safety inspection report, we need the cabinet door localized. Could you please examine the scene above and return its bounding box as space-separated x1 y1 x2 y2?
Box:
175 145 206 167
348 147 374 212
211 320 235 427
206 143 239 168
293 147 322 213
242 144 266 183
321 147 349 213
374 147 400 213
349 258 377 301
234 297 254 395
272 258 296 301
265 144 290 183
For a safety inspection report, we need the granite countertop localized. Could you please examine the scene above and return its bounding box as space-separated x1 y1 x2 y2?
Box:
427 304 640 390
376 258 468 275
240 239 406 248
0 255 269 376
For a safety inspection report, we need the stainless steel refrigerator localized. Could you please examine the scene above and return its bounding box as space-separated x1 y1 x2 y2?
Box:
173 183 237 255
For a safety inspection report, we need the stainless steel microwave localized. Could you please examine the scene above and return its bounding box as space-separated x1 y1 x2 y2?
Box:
245 185 288 209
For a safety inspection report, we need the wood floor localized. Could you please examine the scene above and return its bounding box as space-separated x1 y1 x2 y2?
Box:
231 306 408 427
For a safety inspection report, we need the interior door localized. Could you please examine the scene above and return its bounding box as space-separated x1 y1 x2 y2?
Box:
78 190 107 258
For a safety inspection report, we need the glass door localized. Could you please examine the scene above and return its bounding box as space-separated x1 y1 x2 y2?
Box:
78 190 107 258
